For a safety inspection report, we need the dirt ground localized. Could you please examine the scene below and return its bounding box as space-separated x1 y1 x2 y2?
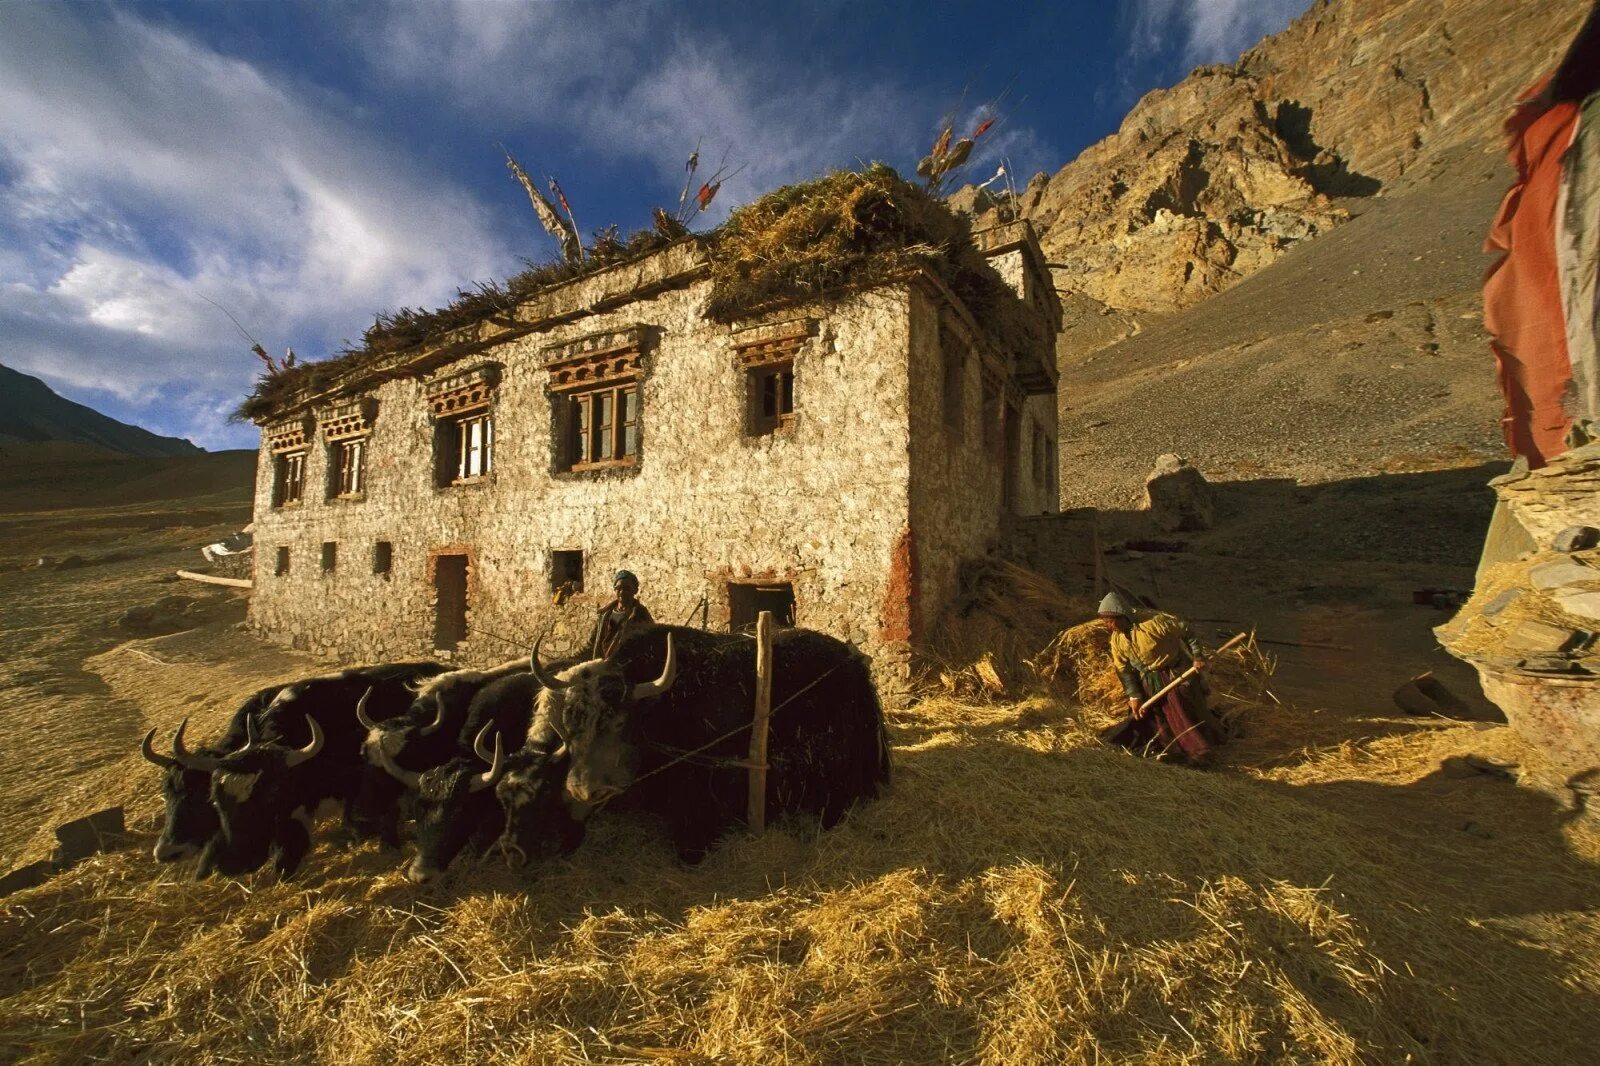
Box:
0 445 1596 1061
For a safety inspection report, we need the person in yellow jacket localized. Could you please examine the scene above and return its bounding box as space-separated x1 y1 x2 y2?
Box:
1098 591 1220 764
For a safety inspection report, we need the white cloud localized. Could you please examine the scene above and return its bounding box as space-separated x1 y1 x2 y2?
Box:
1129 0 1310 68
354 2 1037 219
0 5 509 446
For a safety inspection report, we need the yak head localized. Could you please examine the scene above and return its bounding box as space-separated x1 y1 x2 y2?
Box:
141 720 222 862
349 686 451 840
494 741 587 867
371 720 505 885
528 633 675 808
197 714 324 877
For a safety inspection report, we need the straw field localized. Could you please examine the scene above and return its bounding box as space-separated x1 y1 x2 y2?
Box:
3 613 1598 1064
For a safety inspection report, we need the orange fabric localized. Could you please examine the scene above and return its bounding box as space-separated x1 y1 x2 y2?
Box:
1483 76 1579 468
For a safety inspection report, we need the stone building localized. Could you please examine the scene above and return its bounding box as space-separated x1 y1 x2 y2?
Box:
246 216 1060 696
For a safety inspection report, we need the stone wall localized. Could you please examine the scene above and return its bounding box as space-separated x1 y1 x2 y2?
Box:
905 284 1061 640
250 276 918 694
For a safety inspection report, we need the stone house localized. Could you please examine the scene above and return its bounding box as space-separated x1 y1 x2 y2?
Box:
246 217 1060 696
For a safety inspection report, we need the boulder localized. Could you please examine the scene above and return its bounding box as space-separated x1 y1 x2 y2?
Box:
1143 454 1215 532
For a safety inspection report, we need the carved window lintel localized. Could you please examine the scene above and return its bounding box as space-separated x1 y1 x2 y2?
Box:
426 364 501 418
543 325 648 393
732 318 815 370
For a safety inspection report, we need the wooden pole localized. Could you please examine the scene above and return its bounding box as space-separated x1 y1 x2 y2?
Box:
175 570 253 589
747 610 774 832
1091 509 1105 599
1137 632 1247 709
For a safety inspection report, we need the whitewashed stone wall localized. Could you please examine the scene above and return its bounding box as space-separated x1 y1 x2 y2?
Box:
249 239 1057 700
250 275 919 693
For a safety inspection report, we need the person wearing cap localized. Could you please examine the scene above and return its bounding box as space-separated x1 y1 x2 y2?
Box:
1097 590 1220 764
591 569 655 658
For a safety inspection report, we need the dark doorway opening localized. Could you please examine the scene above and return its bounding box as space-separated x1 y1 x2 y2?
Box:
728 582 795 632
434 554 469 651
1002 401 1021 513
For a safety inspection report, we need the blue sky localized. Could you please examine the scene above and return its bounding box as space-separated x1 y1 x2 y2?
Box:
0 0 1308 450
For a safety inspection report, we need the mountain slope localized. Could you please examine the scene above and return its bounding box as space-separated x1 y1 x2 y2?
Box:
987 0 1589 314
0 363 200 458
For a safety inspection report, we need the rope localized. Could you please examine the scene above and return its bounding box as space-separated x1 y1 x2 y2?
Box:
617 661 848 791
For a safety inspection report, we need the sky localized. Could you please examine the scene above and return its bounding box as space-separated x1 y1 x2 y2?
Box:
0 0 1310 451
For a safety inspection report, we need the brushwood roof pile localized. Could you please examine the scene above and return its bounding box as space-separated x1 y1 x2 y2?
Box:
236 165 1041 422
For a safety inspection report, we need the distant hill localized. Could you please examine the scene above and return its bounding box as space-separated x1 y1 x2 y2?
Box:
0 363 202 458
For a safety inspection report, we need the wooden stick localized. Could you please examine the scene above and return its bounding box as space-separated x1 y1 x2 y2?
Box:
175 570 253 589
747 610 774 832
1136 632 1247 709
1091 509 1105 599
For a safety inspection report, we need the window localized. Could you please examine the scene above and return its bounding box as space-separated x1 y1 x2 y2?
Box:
330 438 366 498
321 542 337 573
437 411 493 486
728 582 796 632
274 546 290 576
981 376 1001 454
560 383 638 471
748 363 795 435
942 329 966 433
551 549 584 594
373 541 393 576
273 450 306 507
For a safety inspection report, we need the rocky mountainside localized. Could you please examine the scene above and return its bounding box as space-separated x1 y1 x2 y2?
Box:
0 363 200 458
969 0 1589 316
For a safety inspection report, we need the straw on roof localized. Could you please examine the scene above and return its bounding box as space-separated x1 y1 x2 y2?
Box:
235 166 1044 423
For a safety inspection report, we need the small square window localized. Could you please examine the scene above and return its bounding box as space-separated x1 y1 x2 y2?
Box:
373 541 393 576
747 362 795 436
275 546 290 576
321 542 337 573
552 549 584 595
273 450 306 507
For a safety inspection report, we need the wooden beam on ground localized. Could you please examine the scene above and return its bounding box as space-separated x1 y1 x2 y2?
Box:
747 610 774 833
175 570 253 589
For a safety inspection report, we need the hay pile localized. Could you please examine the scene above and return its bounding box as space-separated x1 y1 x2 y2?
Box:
1032 620 1278 733
928 559 1096 699
238 165 1043 424
4 685 1600 1063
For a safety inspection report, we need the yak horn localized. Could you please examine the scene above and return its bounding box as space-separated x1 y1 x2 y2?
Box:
417 701 448 736
284 716 324 768
470 729 504 793
355 688 378 732
472 720 497 764
141 727 177 769
529 638 571 690
172 718 222 772
630 633 677 700
374 742 420 789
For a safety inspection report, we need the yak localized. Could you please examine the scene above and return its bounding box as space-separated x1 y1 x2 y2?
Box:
352 658 528 845
140 682 287 863
370 670 583 884
195 661 444 879
527 624 890 861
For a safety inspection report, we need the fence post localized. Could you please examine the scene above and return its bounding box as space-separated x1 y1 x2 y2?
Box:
747 610 774 832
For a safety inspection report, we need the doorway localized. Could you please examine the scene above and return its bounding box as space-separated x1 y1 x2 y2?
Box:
434 554 469 651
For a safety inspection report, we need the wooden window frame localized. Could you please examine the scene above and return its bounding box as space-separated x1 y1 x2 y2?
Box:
561 382 639 472
748 361 796 436
274 450 306 507
438 410 494 486
330 437 367 499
